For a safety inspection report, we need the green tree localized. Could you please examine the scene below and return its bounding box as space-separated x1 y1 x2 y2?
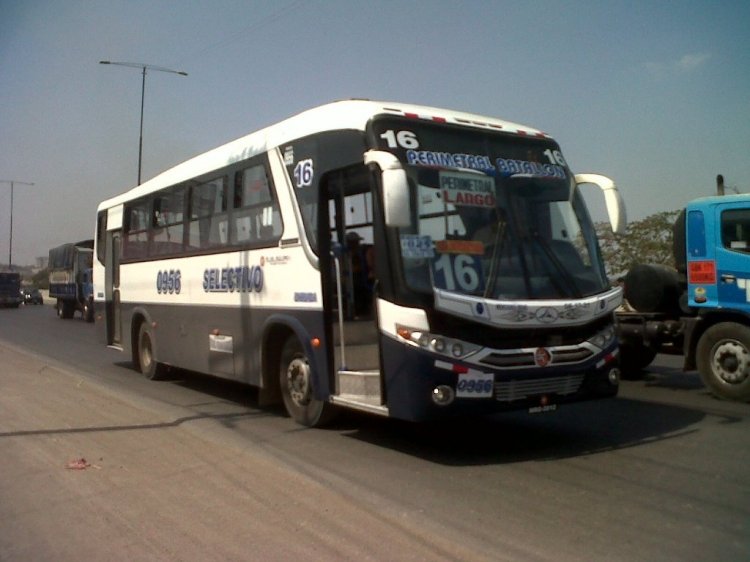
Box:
596 210 681 278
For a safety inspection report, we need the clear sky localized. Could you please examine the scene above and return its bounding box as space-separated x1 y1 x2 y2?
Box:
1 0 748 266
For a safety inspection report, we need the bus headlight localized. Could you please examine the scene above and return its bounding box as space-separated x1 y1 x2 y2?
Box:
396 324 480 360
589 324 616 350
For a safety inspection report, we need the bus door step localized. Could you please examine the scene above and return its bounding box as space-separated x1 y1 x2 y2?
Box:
330 394 389 416
336 369 382 405
332 366 388 416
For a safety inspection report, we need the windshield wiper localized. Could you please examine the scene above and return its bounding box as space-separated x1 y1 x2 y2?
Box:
483 220 508 298
530 233 582 298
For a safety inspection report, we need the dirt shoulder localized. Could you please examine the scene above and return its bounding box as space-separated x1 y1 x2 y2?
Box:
0 343 475 561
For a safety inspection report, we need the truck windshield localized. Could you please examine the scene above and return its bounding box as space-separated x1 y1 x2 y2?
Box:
375 120 609 300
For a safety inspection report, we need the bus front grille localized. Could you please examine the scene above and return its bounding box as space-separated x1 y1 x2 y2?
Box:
494 374 584 402
479 347 594 369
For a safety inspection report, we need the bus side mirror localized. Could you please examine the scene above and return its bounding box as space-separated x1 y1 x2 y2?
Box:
575 173 627 235
364 150 411 228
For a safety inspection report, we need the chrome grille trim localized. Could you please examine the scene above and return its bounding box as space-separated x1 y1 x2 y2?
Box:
552 348 593 362
477 344 594 370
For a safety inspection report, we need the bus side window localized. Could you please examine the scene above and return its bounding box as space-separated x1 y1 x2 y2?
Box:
151 186 186 256
188 177 227 250
123 198 150 260
232 163 281 246
258 207 282 241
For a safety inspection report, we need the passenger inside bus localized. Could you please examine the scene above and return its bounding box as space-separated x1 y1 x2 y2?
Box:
345 231 374 318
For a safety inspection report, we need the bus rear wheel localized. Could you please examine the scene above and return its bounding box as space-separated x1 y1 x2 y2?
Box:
279 336 335 427
137 322 165 380
83 299 94 323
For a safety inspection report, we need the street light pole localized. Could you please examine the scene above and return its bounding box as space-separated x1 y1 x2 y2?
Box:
99 61 188 185
0 180 34 269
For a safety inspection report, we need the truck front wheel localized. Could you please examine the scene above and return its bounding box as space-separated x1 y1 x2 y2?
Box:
618 341 658 379
696 322 750 402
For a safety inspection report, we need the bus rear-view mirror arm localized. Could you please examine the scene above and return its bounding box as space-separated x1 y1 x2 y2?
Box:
364 150 411 228
575 173 627 235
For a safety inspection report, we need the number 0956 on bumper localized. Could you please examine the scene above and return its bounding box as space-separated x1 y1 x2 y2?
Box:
456 370 494 398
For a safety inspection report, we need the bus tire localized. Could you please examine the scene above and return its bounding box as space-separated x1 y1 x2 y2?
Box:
137 322 165 380
279 336 336 427
696 322 750 402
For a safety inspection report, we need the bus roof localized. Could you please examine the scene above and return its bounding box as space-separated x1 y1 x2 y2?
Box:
97 99 551 210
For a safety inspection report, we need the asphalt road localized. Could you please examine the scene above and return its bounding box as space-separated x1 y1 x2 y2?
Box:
1 304 749 561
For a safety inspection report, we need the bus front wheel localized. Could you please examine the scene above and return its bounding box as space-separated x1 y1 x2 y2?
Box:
137 322 165 380
279 336 335 427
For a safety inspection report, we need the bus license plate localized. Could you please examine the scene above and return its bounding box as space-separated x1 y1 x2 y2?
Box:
529 404 557 414
456 370 494 398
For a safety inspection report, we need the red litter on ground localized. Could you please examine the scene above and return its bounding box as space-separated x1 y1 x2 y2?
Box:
65 458 91 470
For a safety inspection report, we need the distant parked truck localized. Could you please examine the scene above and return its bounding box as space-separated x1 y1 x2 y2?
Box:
48 240 94 321
0 271 22 308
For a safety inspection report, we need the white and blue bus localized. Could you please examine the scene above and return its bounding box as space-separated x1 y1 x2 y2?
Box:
94 100 626 426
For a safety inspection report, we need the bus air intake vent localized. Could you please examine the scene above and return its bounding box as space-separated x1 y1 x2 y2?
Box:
494 374 585 402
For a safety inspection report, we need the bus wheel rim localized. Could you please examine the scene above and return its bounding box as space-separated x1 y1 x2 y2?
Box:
287 357 311 406
141 334 152 370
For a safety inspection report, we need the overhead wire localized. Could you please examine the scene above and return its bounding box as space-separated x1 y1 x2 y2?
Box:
169 0 309 69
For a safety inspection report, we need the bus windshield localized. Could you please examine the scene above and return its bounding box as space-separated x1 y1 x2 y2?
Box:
374 121 609 300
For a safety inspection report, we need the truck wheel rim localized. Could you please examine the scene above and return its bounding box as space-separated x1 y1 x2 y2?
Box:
286 357 311 406
711 340 749 385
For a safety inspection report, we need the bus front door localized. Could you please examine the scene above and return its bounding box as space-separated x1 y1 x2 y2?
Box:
322 169 384 412
106 230 122 347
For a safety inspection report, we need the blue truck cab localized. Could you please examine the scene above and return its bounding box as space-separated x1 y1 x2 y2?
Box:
685 195 750 314
617 193 750 402
675 194 750 400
